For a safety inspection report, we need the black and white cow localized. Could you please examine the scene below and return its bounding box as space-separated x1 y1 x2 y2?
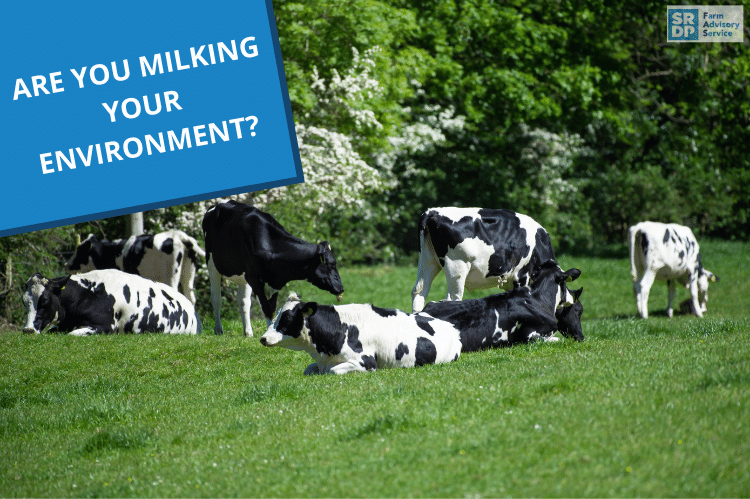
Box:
423 265 582 349
260 293 461 374
22 269 201 335
65 230 205 304
629 221 718 319
202 200 345 336
412 207 559 313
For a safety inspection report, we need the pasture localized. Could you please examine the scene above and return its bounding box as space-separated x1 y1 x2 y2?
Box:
1 240 749 497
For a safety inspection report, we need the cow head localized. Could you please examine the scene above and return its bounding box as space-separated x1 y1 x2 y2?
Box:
260 293 316 350
697 268 718 313
310 242 344 301
22 273 70 334
555 288 584 342
64 234 99 272
530 266 581 312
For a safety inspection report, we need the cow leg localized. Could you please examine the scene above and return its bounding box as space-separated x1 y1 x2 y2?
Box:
207 256 224 335
180 258 197 304
688 277 704 318
412 246 442 312
633 270 655 319
237 283 254 337
444 259 471 301
666 280 676 318
69 327 101 336
329 361 368 374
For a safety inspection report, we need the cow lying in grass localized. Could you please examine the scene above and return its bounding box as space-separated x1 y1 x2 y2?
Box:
260 293 462 375
23 269 201 335
422 265 582 349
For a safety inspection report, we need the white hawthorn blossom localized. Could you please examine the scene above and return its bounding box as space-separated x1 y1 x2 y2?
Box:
173 46 465 229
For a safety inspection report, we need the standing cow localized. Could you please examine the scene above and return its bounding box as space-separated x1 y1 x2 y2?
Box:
412 207 560 313
260 293 462 374
423 264 582 348
202 201 344 336
629 221 718 319
65 230 205 304
23 269 201 335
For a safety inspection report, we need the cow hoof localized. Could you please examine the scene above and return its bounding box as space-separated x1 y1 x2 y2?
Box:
303 363 321 375
214 327 224 335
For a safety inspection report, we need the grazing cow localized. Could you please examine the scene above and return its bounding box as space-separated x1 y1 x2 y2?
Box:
260 293 462 374
412 207 559 313
65 230 205 304
423 265 582 349
22 269 201 335
202 200 344 336
629 221 718 319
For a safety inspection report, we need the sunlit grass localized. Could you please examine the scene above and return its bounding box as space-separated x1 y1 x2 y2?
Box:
1 240 748 497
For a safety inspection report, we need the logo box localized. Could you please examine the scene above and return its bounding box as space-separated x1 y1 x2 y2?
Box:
668 5 744 43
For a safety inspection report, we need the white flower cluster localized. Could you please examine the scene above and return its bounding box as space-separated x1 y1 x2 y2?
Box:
171 46 466 229
517 124 589 206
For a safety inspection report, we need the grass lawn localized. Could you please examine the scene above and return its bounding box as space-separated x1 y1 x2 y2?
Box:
1 240 748 497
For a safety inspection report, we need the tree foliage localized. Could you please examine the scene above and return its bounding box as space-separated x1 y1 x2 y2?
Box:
2 0 748 326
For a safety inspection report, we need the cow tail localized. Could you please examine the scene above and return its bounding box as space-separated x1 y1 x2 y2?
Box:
177 231 206 260
417 211 431 250
628 225 639 282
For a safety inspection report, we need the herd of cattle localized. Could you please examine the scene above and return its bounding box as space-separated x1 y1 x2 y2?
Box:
21 200 718 375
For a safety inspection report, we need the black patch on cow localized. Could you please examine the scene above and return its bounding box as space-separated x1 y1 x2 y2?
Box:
346 325 364 353
136 291 141 308
275 305 306 339
124 314 138 333
306 306 347 356
415 315 436 336
161 290 174 302
162 304 170 318
415 337 437 366
53 279 116 334
360 354 377 371
123 284 131 304
395 342 409 360
679 250 685 261
663 229 671 244
161 238 174 255
115 310 122 321
640 232 649 255
176 252 183 266
123 235 155 275
371 305 397 318
149 289 155 298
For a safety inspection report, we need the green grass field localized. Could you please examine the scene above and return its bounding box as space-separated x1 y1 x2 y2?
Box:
1 240 748 497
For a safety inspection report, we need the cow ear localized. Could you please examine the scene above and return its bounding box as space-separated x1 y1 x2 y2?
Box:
302 302 318 317
564 268 581 282
573 287 583 301
51 275 71 294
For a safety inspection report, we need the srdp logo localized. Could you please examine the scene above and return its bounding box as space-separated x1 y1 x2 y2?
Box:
668 8 699 41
